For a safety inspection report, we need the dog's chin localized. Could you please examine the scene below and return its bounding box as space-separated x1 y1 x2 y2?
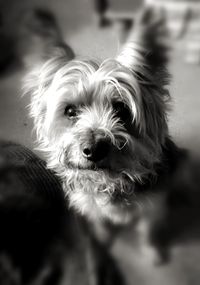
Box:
66 162 134 197
67 159 112 171
64 163 137 224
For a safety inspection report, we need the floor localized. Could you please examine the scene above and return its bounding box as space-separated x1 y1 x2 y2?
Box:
0 0 200 284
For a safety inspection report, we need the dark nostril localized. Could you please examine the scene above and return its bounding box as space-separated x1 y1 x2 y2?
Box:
82 147 92 158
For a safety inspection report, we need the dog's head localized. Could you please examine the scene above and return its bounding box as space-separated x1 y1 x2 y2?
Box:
24 9 170 224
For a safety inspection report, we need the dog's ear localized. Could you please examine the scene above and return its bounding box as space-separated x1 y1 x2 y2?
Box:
116 8 170 145
23 56 68 145
116 8 169 82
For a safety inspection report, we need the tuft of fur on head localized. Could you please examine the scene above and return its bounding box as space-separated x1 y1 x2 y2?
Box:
24 8 170 224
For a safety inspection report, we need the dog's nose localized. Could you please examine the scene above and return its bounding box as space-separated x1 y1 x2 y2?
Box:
82 140 110 162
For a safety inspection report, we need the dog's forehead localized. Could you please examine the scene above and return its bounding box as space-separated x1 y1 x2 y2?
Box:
53 59 137 105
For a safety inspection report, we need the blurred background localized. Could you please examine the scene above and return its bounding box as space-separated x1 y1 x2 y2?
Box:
0 0 200 284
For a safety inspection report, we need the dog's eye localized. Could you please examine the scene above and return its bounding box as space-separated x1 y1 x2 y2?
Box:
64 105 78 119
112 102 131 122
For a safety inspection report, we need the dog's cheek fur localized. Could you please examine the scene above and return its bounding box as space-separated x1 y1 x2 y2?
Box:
23 55 72 146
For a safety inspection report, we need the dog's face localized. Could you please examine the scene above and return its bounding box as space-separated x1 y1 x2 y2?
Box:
25 10 170 224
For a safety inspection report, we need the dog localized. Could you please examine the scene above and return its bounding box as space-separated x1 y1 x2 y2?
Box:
24 8 200 262
24 8 169 222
